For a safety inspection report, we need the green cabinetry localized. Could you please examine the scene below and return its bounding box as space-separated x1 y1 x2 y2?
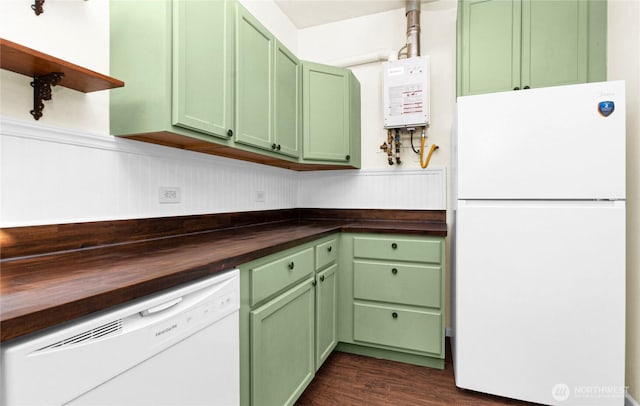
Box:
314 238 338 370
111 0 234 141
239 234 339 406
337 233 446 369
302 61 361 166
250 278 315 406
173 0 234 137
274 42 301 158
235 4 300 158
111 0 359 170
457 0 607 96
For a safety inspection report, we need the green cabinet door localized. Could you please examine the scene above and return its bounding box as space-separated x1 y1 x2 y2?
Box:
274 41 301 158
458 0 522 95
315 264 337 370
302 62 351 162
521 0 588 89
172 0 234 138
250 278 315 406
235 3 273 151
457 0 606 96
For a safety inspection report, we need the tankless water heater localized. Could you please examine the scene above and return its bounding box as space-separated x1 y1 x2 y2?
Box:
383 55 430 129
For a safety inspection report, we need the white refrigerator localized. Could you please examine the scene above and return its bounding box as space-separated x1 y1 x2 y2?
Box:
451 81 626 406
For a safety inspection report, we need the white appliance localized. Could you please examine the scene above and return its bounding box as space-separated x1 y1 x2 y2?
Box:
0 269 240 406
451 81 626 406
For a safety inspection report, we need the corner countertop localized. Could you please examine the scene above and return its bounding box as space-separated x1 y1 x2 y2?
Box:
0 209 447 342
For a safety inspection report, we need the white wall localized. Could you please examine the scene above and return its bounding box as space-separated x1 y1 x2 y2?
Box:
0 0 110 133
239 0 298 53
607 0 640 402
1 117 299 227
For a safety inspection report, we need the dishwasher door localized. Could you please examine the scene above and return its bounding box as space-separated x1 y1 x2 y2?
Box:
1 269 239 406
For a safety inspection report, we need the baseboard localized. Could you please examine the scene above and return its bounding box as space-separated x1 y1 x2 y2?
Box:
627 391 640 406
335 342 445 370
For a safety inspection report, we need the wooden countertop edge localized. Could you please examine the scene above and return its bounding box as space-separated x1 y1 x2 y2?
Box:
1 220 446 342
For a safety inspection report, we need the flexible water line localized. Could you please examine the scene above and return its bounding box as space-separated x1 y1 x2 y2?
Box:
419 129 438 169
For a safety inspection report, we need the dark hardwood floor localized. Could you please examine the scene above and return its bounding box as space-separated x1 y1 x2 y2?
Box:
296 340 539 406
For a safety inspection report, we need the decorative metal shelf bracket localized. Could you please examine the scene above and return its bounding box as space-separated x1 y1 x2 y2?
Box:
32 0 45 15
30 72 64 120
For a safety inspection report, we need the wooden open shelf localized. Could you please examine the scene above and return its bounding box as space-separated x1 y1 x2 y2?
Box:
1 38 124 92
1 38 124 119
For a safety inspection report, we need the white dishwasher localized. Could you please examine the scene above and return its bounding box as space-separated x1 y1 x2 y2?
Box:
1 269 240 406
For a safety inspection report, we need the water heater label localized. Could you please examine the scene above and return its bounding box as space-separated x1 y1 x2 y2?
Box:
388 85 424 116
382 56 430 129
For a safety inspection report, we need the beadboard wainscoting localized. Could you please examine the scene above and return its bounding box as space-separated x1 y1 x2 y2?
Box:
1 117 446 227
298 168 446 210
0 117 298 227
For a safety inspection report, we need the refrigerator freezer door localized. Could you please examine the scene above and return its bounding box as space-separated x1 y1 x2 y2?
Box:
454 200 625 406
456 81 625 200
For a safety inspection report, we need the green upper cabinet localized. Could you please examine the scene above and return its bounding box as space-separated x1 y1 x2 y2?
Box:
110 0 234 141
235 5 274 152
457 0 607 96
235 4 300 158
111 0 359 170
302 61 361 166
173 0 233 137
274 42 301 158
521 0 588 89
459 0 522 96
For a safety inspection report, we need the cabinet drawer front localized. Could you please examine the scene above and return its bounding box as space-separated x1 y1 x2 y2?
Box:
353 236 441 263
251 248 314 306
353 261 441 308
353 303 442 355
315 238 338 270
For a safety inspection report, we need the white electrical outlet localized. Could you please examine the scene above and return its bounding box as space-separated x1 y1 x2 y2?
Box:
255 190 266 202
159 187 181 204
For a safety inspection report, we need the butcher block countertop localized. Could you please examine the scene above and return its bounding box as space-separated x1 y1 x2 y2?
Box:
0 209 446 342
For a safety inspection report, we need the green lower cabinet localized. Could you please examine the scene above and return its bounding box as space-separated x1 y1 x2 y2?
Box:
353 303 442 355
337 233 446 369
250 278 315 406
353 261 441 308
250 248 314 307
240 232 445 404
315 264 338 370
353 236 442 263
240 234 339 406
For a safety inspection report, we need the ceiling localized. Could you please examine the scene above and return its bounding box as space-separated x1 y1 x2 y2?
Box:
274 0 410 29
